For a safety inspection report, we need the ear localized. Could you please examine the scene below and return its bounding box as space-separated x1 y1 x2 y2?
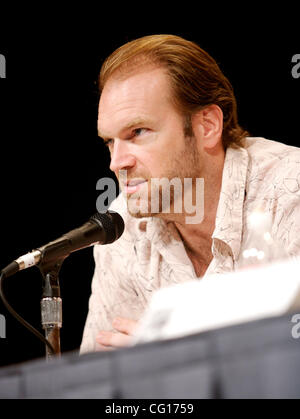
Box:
191 104 223 149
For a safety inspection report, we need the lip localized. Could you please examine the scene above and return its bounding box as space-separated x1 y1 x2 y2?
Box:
123 179 147 194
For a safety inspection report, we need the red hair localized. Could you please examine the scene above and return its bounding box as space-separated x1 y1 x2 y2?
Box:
99 34 249 148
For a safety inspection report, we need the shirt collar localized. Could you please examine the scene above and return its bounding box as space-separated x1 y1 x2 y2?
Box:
212 145 249 261
136 144 249 262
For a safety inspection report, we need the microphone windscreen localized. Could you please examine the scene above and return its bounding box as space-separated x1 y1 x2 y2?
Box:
90 211 125 244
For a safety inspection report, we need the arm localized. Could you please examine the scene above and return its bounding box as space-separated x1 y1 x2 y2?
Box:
80 243 144 354
96 317 138 349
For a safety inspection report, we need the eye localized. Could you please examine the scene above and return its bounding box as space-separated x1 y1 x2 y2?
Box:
132 128 148 137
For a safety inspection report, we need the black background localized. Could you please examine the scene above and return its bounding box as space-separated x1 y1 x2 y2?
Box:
0 9 299 367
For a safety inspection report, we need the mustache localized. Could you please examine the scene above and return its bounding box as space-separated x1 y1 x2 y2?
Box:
118 170 149 185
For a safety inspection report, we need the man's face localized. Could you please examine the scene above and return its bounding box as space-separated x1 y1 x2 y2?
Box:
98 66 201 218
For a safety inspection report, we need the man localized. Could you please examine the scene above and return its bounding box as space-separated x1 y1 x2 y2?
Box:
80 34 300 354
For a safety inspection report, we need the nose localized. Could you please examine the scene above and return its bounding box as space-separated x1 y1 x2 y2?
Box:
109 138 136 173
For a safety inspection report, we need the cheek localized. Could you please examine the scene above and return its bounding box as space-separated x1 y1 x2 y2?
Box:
134 129 184 175
141 148 177 177
140 156 160 176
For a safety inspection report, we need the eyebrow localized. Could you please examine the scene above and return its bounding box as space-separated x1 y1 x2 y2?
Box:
98 117 154 140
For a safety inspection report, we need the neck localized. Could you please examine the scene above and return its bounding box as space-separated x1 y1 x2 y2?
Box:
159 148 225 262
174 191 219 262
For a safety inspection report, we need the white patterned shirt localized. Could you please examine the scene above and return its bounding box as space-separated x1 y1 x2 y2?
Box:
80 137 300 354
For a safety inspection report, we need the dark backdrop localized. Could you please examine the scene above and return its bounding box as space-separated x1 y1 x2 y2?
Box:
0 12 299 367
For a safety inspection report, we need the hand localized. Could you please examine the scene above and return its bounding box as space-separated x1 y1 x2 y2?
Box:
96 317 138 350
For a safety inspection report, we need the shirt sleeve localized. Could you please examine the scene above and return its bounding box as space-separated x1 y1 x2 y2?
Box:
273 155 300 259
279 196 300 259
79 242 145 354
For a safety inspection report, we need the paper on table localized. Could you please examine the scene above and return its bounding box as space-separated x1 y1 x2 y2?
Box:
132 258 300 344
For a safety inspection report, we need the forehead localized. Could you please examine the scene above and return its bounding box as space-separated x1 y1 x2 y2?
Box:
98 66 172 137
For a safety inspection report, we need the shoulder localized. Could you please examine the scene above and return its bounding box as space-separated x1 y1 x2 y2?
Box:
242 137 300 223
243 137 300 181
240 138 300 256
244 136 300 163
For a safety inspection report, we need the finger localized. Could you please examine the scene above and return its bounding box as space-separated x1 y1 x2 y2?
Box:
112 317 138 335
96 330 132 348
95 341 115 352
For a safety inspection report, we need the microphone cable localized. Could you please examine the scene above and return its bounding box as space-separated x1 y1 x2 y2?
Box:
0 271 55 355
0 210 125 357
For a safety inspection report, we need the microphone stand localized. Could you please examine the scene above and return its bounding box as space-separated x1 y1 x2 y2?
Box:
39 260 64 361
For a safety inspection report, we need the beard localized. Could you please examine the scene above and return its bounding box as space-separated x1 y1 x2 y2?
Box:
120 136 201 219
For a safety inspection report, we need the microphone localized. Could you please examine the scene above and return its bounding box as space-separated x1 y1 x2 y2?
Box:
1 211 125 278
